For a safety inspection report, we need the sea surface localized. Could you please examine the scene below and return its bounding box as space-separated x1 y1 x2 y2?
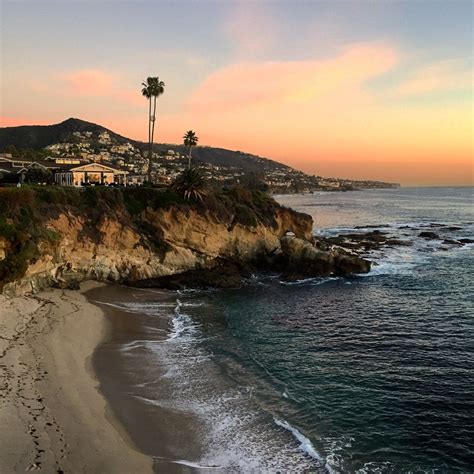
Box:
92 187 474 473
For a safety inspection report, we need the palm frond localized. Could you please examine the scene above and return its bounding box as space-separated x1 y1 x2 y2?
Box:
172 168 208 201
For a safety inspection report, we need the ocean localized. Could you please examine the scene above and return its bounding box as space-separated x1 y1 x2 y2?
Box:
91 187 473 473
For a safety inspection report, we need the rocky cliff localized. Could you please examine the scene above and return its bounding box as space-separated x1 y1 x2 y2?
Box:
0 186 370 295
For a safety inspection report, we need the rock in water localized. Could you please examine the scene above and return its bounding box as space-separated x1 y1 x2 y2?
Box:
279 235 371 279
418 231 440 239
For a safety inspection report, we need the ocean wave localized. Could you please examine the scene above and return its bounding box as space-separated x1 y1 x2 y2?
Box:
274 417 323 461
119 340 151 352
138 295 324 472
92 299 176 315
279 276 340 286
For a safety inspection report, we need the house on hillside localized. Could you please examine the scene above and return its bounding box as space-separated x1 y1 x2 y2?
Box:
0 158 59 184
54 162 128 186
0 154 61 170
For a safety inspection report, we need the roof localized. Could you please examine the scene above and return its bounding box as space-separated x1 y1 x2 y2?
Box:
0 158 60 169
0 162 24 174
54 162 128 174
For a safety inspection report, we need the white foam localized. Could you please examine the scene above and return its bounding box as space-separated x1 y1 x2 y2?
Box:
119 340 151 352
274 418 323 462
170 459 222 469
140 295 321 472
92 299 175 315
167 299 200 341
280 276 340 286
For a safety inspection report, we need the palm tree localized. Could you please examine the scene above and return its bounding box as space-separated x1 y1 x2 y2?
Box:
141 76 165 182
172 168 208 201
183 130 199 170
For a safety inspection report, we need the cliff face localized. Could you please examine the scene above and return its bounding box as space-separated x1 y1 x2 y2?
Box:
0 201 313 295
0 186 370 296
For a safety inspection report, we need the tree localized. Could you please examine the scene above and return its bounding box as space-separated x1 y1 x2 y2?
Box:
240 172 269 192
183 130 199 170
4 144 18 157
141 76 165 182
24 166 53 185
172 168 208 201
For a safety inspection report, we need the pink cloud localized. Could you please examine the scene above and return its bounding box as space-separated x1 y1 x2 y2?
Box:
188 42 399 112
222 2 279 56
57 69 142 106
59 69 113 96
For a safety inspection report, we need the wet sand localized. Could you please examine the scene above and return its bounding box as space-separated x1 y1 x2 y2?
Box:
86 284 204 473
0 282 152 473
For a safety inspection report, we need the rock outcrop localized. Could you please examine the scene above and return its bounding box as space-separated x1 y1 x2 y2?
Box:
278 235 370 280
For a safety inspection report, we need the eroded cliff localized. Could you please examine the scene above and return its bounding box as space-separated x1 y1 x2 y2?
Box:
0 186 369 295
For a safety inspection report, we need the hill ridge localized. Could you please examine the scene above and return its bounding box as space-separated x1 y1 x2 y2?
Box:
0 118 399 190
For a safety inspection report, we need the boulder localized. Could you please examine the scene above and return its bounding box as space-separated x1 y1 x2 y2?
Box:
385 239 413 246
279 235 370 279
418 231 440 239
334 253 371 275
442 239 463 246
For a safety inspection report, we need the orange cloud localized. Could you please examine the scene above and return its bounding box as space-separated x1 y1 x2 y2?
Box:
188 42 398 112
59 69 113 96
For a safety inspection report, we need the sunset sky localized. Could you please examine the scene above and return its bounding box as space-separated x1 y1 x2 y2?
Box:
1 0 472 185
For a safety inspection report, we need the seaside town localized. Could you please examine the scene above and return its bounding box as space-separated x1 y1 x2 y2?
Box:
0 123 399 192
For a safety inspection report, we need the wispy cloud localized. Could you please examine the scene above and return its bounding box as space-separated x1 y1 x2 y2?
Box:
221 1 279 57
57 69 142 106
187 42 399 112
395 59 471 97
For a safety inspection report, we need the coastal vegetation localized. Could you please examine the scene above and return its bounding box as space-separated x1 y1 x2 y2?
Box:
0 184 289 291
172 167 208 201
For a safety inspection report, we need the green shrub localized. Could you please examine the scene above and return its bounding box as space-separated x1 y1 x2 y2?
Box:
234 203 258 227
0 188 35 215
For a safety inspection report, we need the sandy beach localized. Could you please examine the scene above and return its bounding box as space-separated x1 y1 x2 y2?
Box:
0 281 153 473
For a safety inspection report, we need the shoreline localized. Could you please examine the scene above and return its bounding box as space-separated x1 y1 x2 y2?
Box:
86 284 204 473
0 281 153 473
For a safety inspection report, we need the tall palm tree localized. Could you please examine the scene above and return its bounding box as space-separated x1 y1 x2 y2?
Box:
183 130 199 170
141 76 165 182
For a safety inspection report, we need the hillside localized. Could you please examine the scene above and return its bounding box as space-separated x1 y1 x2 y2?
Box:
0 118 399 191
0 118 130 149
0 118 290 173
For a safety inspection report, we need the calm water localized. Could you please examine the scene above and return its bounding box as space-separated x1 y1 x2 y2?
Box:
95 187 474 472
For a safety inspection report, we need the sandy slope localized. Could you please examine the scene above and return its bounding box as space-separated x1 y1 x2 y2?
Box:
0 282 152 473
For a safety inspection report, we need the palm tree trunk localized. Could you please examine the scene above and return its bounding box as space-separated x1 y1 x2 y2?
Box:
188 148 192 170
150 96 157 183
147 98 152 182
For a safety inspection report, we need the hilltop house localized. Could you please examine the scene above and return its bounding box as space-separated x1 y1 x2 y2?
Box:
0 154 60 183
54 162 128 186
